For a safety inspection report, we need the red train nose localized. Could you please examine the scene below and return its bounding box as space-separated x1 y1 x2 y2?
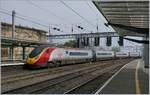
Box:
34 48 56 66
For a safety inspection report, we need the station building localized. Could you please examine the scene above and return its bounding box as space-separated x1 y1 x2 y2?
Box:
1 22 47 60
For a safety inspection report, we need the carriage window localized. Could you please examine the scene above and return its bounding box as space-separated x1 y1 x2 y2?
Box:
69 52 88 56
117 53 127 55
66 51 68 54
97 53 112 55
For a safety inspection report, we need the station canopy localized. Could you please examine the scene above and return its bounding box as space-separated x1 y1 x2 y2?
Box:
93 0 149 37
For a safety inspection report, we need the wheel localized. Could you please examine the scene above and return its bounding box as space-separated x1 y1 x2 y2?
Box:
46 62 51 68
47 62 54 68
56 61 62 67
23 64 28 69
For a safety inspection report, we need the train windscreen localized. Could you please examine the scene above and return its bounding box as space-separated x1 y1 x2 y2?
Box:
29 46 46 58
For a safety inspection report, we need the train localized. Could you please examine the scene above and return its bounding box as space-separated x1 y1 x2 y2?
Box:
25 46 141 69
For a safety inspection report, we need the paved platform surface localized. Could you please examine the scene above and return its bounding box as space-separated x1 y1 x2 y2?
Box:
1 63 24 66
96 59 149 94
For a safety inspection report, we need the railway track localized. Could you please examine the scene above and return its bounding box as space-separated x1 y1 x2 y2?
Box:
2 59 133 94
2 61 113 83
2 61 104 83
2 61 113 94
64 65 123 94
2 60 115 93
33 63 123 94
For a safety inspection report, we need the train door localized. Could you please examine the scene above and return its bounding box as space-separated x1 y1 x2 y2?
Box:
92 50 96 62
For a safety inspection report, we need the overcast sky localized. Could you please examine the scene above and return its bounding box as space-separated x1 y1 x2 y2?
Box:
0 0 142 47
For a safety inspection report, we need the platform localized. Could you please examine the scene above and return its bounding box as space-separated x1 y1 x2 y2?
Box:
95 59 149 94
1 63 24 66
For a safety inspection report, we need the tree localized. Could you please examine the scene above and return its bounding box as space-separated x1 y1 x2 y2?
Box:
63 40 76 48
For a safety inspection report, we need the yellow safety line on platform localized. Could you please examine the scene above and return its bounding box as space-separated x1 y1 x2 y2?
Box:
135 60 141 94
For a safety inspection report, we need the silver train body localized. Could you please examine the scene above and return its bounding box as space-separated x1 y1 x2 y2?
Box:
46 48 140 65
26 47 141 68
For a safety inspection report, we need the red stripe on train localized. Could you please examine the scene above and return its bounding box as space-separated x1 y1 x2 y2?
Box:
34 48 56 66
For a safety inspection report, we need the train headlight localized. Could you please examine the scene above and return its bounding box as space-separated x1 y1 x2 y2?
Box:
26 55 39 65
27 58 35 65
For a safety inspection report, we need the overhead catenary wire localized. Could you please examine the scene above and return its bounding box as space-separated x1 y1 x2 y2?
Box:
60 0 96 28
0 10 12 16
26 0 85 32
86 1 99 32
1 8 68 27
1 1 97 33
0 9 82 33
0 10 52 28
17 13 58 27
26 1 75 26
26 0 98 33
26 0 73 24
1 10 90 34
16 15 49 28
2 9 79 32
16 12 65 31
17 12 79 31
86 2 98 16
27 0 97 29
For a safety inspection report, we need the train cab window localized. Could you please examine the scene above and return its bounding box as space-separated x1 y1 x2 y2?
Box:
29 46 46 58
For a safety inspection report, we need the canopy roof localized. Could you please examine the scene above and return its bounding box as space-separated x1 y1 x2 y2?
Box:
93 0 149 37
